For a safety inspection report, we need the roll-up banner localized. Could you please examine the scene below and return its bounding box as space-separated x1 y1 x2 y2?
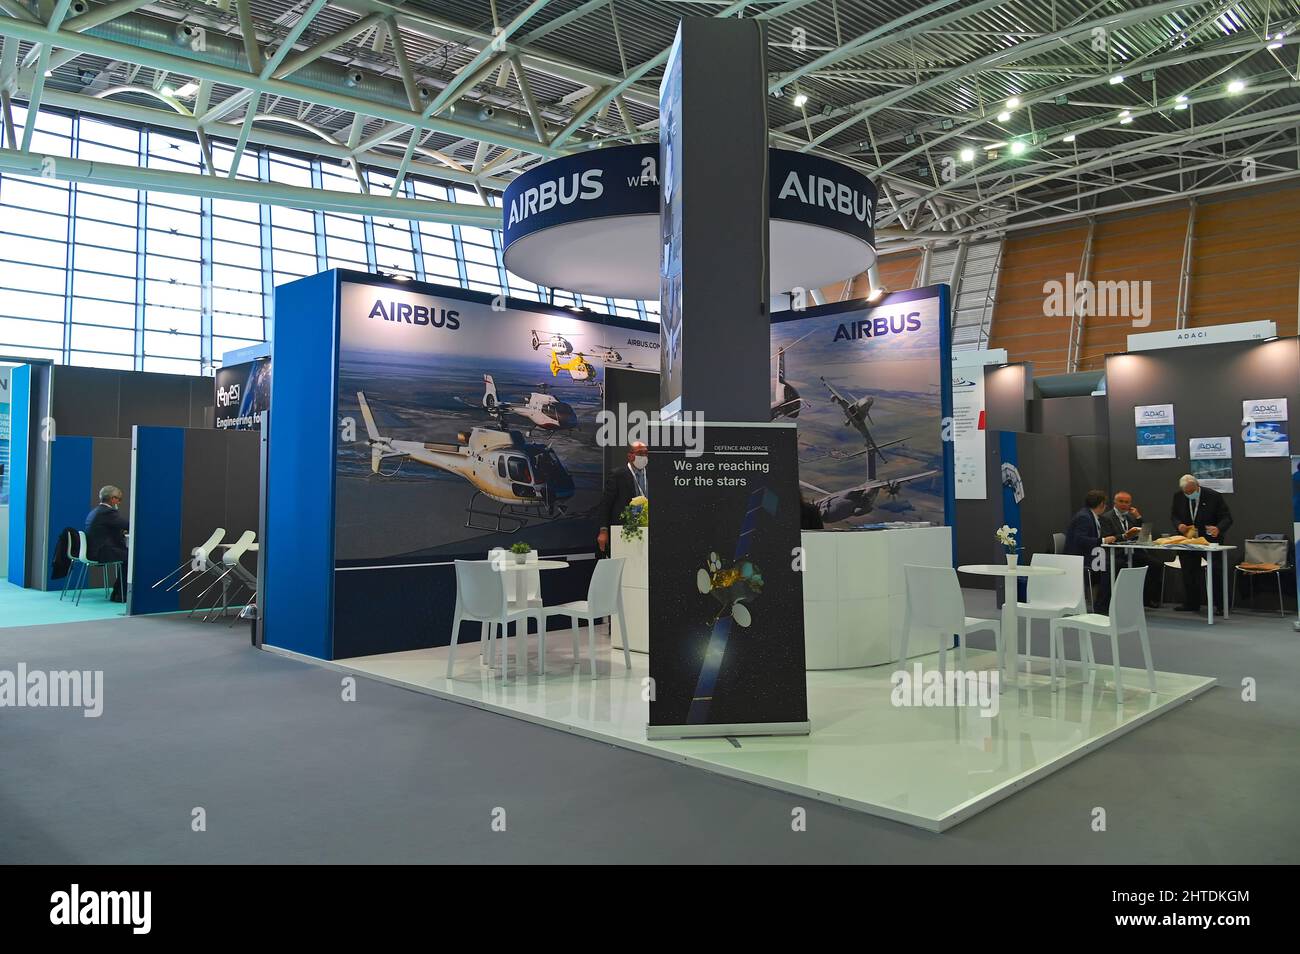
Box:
646 421 808 740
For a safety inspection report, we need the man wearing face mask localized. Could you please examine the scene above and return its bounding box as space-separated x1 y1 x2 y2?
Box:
1170 474 1232 614
597 441 649 556
85 484 129 602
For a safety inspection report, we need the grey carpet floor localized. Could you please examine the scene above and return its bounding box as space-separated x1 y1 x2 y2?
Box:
2 593 1297 864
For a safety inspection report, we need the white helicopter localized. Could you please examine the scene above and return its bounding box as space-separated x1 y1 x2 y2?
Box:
477 374 578 433
356 391 575 531
801 470 938 523
770 329 816 420
530 329 623 379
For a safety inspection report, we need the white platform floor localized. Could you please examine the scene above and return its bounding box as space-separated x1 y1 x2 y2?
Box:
275 630 1216 831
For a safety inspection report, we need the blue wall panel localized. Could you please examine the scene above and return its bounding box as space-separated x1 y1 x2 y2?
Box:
6 364 30 585
129 427 185 615
263 271 339 659
46 436 93 588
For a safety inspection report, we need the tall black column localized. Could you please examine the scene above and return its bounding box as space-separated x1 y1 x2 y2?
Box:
658 17 770 423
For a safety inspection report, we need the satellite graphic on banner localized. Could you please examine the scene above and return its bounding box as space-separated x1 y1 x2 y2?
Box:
1135 404 1176 459
1189 436 1233 494
1243 398 1289 458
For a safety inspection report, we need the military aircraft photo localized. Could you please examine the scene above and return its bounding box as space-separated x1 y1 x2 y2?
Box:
357 390 574 532
821 376 909 464
801 470 938 523
472 373 578 434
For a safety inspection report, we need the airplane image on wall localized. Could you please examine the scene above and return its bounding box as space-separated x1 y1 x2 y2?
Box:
821 376 909 463
801 470 938 523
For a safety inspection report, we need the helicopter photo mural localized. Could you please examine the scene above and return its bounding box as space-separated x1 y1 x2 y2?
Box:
334 281 659 566
770 286 950 529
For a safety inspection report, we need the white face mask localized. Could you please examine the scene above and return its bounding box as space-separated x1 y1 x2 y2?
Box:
631 455 648 471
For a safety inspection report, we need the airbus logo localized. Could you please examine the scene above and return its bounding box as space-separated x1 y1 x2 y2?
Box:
833 312 922 342
507 170 604 228
368 300 461 329
777 171 874 222
216 384 240 407
626 336 660 349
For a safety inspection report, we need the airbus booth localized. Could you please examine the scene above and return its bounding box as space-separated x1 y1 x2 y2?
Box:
226 18 1297 832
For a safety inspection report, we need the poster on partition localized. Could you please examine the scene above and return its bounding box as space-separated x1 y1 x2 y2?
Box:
1189 436 1234 494
0 365 10 506
1135 403 1176 459
646 422 808 740
1242 398 1289 458
214 358 272 431
770 286 949 528
950 362 987 500
332 281 659 566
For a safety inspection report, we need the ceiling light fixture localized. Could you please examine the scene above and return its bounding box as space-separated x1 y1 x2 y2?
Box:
1010 140 1027 155
1006 96 1021 109
1063 133 1076 143
1119 114 1133 124
997 110 1011 122
1227 78 1245 93
1109 74 1125 85
959 147 975 162
793 92 808 108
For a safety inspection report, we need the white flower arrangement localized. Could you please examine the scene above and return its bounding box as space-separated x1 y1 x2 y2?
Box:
995 524 1019 552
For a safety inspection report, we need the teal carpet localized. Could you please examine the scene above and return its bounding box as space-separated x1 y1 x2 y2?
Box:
0 579 127 628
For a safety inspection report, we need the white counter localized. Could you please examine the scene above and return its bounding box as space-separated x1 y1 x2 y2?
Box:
801 526 953 669
612 524 953 668
610 526 649 653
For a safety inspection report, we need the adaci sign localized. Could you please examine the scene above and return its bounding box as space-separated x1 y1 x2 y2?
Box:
501 142 876 250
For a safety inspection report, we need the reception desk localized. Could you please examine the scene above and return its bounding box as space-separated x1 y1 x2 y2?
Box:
612 524 953 668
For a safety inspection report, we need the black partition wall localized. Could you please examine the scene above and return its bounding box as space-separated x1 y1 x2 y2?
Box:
1105 337 1300 547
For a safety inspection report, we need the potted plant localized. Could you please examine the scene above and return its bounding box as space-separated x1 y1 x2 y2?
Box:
510 541 532 565
620 495 649 543
995 525 1019 566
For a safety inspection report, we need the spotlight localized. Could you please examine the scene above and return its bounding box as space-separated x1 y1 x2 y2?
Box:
1006 96 1021 109
867 286 884 302
1010 139 1026 155
1175 93 1188 110
174 82 198 98
1063 133 1076 143
1227 79 1245 94
1120 114 1133 124
1109 74 1125 85
160 85 175 97
1269 32 1285 50
959 147 974 162
793 92 808 108
997 110 1011 122
1119 109 1130 117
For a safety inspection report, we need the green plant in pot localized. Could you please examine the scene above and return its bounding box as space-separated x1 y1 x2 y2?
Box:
620 495 649 543
510 541 532 565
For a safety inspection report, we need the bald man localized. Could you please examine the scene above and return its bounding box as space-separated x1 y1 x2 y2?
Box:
1170 474 1232 614
597 440 649 555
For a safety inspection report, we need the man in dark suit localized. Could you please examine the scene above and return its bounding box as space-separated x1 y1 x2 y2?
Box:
597 441 648 556
1065 489 1115 613
1100 490 1162 608
84 484 129 602
1170 474 1232 614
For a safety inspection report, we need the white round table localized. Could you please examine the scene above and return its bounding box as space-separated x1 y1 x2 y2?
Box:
957 563 1066 685
479 559 569 674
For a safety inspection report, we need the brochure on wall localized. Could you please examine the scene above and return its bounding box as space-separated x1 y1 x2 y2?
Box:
951 363 987 499
1189 436 1234 493
1134 404 1176 459
1242 398 1290 457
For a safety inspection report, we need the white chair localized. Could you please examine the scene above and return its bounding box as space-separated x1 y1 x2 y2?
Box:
1051 532 1066 555
448 560 541 680
898 565 1001 678
1049 566 1154 702
193 530 256 619
159 528 225 592
1015 553 1091 674
61 530 123 605
539 558 629 678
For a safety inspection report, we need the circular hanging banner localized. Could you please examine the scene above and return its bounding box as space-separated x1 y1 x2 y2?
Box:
501 143 876 300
